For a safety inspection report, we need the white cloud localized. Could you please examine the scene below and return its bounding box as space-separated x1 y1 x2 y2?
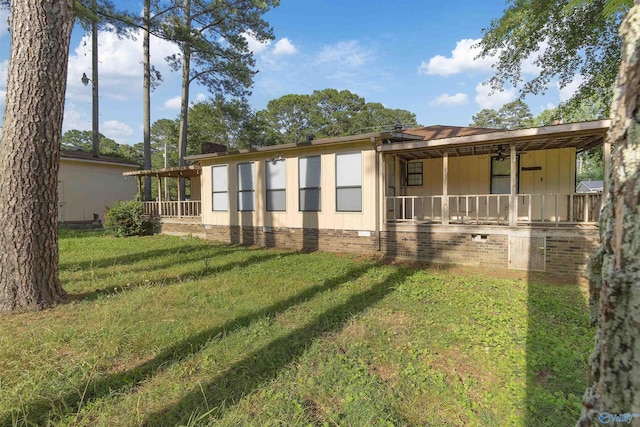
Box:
273 38 297 56
62 102 91 134
243 31 271 54
419 39 495 76
102 119 134 143
163 92 206 110
429 92 469 107
474 83 516 109
557 75 584 102
164 95 181 110
66 26 180 102
317 40 372 68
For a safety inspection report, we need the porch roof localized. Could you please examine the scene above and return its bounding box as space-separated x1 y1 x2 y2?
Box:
123 165 201 178
379 120 610 160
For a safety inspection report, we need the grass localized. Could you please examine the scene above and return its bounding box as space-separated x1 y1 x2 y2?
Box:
0 229 594 426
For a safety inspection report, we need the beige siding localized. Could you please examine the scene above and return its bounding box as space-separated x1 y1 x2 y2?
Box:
58 159 138 222
200 141 377 231
391 147 576 196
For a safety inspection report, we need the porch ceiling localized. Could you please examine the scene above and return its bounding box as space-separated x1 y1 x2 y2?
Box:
380 120 610 160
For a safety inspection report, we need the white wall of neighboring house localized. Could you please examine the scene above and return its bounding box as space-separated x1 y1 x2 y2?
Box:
58 157 139 223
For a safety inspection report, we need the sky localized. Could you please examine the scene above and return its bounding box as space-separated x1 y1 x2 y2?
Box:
0 1 581 146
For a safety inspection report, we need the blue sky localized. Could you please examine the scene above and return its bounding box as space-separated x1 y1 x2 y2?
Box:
0 1 581 146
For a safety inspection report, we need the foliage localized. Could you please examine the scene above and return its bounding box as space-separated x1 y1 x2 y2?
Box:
258 89 419 144
61 130 142 162
469 99 534 129
478 0 629 116
0 233 593 425
104 200 154 237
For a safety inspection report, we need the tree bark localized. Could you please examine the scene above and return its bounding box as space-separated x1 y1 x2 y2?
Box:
578 4 640 425
0 1 75 312
143 0 152 201
177 0 192 200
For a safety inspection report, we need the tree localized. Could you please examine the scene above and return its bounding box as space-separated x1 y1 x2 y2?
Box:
164 0 278 195
311 88 365 138
578 3 640 424
469 99 534 129
0 1 75 311
61 129 136 160
349 102 419 134
478 0 630 116
257 94 316 144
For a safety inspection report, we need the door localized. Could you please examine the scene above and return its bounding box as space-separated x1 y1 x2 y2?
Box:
509 236 545 271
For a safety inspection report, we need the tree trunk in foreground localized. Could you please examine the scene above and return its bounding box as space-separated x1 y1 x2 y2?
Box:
0 1 75 312
578 4 640 425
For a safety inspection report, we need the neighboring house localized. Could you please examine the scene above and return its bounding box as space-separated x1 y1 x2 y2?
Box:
576 180 604 193
126 120 609 276
59 149 139 224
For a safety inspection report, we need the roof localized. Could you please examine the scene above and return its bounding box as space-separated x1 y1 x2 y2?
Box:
380 120 610 160
577 180 604 190
61 149 140 168
402 125 501 140
123 165 201 178
177 120 610 164
184 130 422 162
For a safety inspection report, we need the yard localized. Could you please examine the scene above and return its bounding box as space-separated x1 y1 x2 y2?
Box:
0 230 594 426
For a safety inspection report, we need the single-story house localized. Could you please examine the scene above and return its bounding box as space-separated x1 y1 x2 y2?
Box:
576 180 604 193
59 149 139 224
125 120 610 276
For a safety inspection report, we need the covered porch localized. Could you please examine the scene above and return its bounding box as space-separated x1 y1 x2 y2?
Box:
123 165 202 218
380 120 610 227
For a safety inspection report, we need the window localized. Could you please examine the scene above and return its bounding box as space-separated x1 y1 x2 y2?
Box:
336 152 362 212
237 162 254 211
299 156 321 211
490 156 518 194
211 165 228 211
266 159 286 211
407 161 423 186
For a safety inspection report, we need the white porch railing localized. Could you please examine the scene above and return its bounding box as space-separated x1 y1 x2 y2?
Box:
386 193 601 225
142 200 201 218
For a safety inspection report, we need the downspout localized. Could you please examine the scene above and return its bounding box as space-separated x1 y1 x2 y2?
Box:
372 137 381 251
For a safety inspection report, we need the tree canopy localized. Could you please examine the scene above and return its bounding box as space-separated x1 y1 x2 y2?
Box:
478 0 631 115
469 99 534 129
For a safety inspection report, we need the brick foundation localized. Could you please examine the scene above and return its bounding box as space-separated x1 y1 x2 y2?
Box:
158 220 599 276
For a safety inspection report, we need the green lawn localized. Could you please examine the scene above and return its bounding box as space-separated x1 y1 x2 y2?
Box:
0 230 594 426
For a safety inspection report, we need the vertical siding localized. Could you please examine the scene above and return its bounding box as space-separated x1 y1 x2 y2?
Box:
58 159 138 222
200 142 376 231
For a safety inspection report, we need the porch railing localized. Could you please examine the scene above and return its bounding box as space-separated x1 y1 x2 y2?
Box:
142 200 201 218
386 193 602 226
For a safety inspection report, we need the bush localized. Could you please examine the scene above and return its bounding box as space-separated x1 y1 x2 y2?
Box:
104 200 154 237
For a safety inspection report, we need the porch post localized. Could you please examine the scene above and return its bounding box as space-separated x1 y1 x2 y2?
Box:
442 151 449 225
177 172 183 217
157 174 162 216
603 139 611 208
136 176 142 199
509 143 517 227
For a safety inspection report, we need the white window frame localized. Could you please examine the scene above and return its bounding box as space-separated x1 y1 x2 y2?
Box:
299 155 321 212
237 162 255 211
335 152 362 212
211 165 228 211
265 159 286 212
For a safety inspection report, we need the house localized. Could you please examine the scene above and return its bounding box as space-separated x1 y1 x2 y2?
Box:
576 180 604 193
125 120 610 276
59 149 140 224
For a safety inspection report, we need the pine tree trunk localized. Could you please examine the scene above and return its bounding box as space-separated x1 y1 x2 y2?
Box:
578 4 640 425
0 1 74 312
143 0 152 201
177 0 192 199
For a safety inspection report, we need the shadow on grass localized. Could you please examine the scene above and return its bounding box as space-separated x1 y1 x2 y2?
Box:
143 266 416 426
58 240 247 272
64 249 298 303
3 260 390 425
525 271 592 426
59 244 269 294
